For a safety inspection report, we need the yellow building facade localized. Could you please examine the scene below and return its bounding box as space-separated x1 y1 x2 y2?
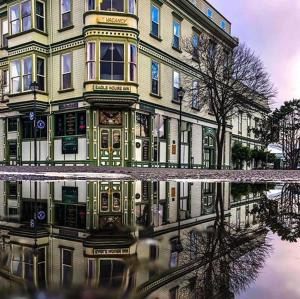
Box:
0 0 266 168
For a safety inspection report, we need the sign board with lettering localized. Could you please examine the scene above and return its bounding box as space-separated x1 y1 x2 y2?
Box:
97 16 128 25
62 136 78 154
62 186 78 204
94 84 131 92
93 248 130 255
59 102 79 111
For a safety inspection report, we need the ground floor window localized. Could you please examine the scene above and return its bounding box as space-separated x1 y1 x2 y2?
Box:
8 141 17 158
55 111 86 136
61 248 73 287
22 115 47 139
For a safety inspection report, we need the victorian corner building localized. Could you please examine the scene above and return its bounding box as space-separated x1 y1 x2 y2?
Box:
0 0 268 168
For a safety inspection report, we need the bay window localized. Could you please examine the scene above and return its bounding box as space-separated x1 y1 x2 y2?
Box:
36 1 45 31
23 56 32 91
37 57 45 91
21 0 32 31
1 19 8 48
61 53 72 90
129 0 136 14
100 43 124 81
11 60 21 93
100 0 124 12
87 42 96 80
87 0 95 10
10 5 20 35
10 56 46 93
129 44 137 82
151 60 159 95
61 0 72 29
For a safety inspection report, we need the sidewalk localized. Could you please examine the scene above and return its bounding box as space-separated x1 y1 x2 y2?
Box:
0 166 299 182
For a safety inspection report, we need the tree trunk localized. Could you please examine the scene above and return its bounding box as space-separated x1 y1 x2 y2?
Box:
216 123 226 170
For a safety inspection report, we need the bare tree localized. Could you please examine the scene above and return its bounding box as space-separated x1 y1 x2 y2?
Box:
274 100 300 169
182 36 276 169
182 183 271 298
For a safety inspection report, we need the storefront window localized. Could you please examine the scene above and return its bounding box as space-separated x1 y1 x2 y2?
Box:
7 118 17 131
22 116 47 139
55 111 86 136
136 113 150 137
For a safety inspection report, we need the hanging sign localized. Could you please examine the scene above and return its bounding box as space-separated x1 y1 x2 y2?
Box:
37 120 45 130
37 210 46 221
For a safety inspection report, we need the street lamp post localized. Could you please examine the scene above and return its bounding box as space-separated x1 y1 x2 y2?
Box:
177 87 186 169
30 81 38 166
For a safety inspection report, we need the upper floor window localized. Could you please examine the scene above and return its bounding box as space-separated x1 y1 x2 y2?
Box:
87 42 96 80
151 4 160 37
208 40 216 58
151 60 159 95
21 0 32 31
192 80 200 109
192 32 199 59
129 44 137 82
238 112 242 134
10 4 20 35
23 56 32 91
11 60 21 93
220 20 226 30
247 115 251 137
100 43 124 81
1 19 8 47
37 57 45 91
100 0 124 12
36 1 45 31
61 0 72 29
173 70 180 102
61 53 72 90
207 8 213 18
87 0 95 10
129 0 136 14
173 20 181 50
1 69 9 95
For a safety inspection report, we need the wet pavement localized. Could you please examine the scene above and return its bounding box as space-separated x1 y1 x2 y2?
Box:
0 166 299 181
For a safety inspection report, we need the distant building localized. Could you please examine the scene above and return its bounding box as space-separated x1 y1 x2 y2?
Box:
0 0 267 168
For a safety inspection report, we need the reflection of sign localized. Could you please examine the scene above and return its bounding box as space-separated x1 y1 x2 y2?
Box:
100 111 122 125
30 219 35 228
29 112 35 121
172 144 177 155
37 120 45 129
94 84 131 92
142 140 149 161
93 248 130 255
59 102 78 110
62 136 78 154
62 186 78 203
97 16 128 25
37 210 46 221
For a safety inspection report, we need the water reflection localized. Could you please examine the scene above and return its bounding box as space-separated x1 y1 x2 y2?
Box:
0 180 293 298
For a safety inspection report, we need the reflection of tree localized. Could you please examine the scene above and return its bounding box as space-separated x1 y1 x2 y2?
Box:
254 183 300 242
183 183 271 298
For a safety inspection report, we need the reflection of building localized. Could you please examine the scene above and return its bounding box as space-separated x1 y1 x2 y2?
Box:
0 0 266 169
0 179 266 298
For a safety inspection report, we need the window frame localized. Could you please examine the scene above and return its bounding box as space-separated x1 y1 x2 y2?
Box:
21 0 32 32
172 70 180 103
10 59 21 94
151 59 160 96
9 4 20 35
22 56 33 91
61 52 72 90
99 0 125 12
60 0 72 29
100 42 125 81
36 0 46 32
172 19 181 50
36 56 46 91
87 41 96 80
207 8 213 18
151 3 160 38
1 19 8 48
192 79 200 110
61 247 73 287
129 44 137 82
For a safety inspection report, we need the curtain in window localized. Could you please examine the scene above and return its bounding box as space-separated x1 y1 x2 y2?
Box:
61 0 71 12
129 0 136 14
11 60 21 93
23 57 32 91
62 54 72 89
87 42 96 80
130 44 137 81
10 5 20 34
37 58 45 91
21 1 31 31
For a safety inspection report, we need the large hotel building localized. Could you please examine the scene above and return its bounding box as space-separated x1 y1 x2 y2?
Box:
0 0 267 168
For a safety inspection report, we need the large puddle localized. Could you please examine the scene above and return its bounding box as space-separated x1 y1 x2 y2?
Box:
0 180 298 298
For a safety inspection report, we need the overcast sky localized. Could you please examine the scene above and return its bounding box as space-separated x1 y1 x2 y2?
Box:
209 0 300 108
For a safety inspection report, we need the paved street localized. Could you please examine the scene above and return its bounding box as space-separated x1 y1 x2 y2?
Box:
0 166 299 181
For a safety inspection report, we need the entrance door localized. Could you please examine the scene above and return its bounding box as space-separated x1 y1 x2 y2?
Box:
99 128 122 166
203 148 215 169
